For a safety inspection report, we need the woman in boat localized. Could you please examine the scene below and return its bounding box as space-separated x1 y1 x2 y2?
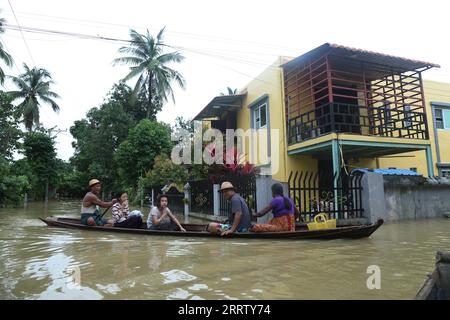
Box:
250 183 299 233
111 192 143 228
147 194 186 232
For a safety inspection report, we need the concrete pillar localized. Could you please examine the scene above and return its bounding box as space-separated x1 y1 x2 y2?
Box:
213 184 220 216
426 145 435 177
331 139 341 219
255 175 289 224
360 172 386 224
184 183 190 219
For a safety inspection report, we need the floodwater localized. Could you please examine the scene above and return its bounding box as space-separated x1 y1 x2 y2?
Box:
1 200 450 300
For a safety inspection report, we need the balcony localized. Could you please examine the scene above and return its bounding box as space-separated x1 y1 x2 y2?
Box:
282 43 438 147
288 102 428 144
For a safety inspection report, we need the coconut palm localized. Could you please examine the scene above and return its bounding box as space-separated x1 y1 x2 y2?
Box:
220 87 237 96
113 27 186 119
8 63 60 131
0 15 13 84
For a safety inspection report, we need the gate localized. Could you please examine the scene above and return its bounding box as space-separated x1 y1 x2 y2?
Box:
288 170 363 221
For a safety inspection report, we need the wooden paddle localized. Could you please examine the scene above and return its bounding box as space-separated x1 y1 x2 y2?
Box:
100 205 113 218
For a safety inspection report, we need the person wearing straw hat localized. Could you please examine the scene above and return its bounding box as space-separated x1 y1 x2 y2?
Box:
206 181 252 236
81 179 117 227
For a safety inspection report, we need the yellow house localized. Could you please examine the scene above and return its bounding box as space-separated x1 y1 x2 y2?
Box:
193 43 450 218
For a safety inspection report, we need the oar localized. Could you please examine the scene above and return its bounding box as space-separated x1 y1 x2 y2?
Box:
100 205 113 218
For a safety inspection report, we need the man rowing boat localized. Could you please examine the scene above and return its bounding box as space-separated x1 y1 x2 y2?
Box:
81 179 117 227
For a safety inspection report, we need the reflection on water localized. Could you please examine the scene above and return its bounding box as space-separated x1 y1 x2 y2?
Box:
1 200 450 299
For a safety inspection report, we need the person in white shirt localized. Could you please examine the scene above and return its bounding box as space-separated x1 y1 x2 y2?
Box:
147 194 186 232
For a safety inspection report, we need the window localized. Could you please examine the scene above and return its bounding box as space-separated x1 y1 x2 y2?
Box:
253 103 267 129
404 104 412 127
435 109 444 129
442 170 450 178
409 167 417 172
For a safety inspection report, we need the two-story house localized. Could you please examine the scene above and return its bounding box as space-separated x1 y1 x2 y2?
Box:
194 43 450 219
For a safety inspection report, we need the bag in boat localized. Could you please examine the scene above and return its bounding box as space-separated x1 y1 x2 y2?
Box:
307 213 337 231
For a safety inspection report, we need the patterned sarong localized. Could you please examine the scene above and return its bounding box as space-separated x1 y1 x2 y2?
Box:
250 214 295 232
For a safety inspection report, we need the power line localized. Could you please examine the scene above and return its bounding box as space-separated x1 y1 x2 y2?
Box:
3 23 450 99
6 0 36 66
1 9 300 53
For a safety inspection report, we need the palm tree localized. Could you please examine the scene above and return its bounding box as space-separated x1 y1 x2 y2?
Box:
220 87 238 96
113 27 186 119
8 63 60 131
0 15 13 84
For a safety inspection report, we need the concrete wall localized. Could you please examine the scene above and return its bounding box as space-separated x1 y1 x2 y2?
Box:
383 176 450 221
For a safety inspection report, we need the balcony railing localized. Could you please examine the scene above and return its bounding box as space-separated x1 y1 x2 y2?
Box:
288 103 428 145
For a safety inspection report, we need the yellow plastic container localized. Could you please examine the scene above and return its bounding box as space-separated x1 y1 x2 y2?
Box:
307 213 337 231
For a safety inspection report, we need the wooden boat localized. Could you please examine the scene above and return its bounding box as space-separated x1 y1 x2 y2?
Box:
39 216 383 240
415 251 450 300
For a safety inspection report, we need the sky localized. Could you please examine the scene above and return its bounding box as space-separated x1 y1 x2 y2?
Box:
1 0 450 161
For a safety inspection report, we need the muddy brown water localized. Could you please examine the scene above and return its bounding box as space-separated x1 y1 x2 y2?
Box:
1 200 450 299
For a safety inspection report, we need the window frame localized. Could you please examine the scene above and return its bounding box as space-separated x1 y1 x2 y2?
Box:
442 169 450 178
435 108 444 129
253 102 268 129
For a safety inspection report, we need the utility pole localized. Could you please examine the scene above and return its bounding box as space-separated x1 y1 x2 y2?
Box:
44 126 67 203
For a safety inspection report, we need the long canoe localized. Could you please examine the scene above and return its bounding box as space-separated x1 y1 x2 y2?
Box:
415 251 450 300
39 216 383 240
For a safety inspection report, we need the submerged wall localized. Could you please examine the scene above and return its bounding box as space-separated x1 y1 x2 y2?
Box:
361 173 450 223
383 176 450 221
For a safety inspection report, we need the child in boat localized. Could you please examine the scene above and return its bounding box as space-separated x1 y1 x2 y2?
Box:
111 192 143 228
250 183 298 232
147 194 186 232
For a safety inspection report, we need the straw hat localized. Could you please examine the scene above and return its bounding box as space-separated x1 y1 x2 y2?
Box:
218 181 235 192
88 179 101 187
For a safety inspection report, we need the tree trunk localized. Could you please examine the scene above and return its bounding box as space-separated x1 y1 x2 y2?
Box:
147 73 152 119
24 192 28 208
45 180 49 203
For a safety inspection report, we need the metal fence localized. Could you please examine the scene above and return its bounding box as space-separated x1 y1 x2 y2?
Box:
148 184 184 214
288 170 364 221
288 102 428 145
216 173 257 219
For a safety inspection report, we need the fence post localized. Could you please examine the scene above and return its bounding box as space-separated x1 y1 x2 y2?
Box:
151 188 154 207
256 175 272 223
213 184 220 216
184 183 190 219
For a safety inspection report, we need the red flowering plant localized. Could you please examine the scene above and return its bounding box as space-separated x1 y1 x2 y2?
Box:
205 143 260 184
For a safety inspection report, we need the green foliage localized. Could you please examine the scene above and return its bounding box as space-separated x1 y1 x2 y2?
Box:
0 157 30 206
0 91 22 159
220 87 238 95
54 159 86 198
23 132 58 199
8 63 60 131
115 119 173 188
141 154 188 188
70 83 140 194
0 15 13 85
113 28 186 119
